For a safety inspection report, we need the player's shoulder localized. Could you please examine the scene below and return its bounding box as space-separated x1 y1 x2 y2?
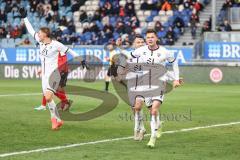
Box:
157 45 168 53
52 40 63 46
133 45 148 53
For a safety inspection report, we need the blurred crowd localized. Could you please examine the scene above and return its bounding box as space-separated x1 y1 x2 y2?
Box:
0 0 237 46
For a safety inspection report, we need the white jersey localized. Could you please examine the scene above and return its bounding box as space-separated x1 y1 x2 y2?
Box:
23 18 72 93
37 39 69 76
131 45 175 66
23 17 69 76
126 45 179 106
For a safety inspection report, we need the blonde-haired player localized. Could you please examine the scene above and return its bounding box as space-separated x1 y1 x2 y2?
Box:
19 8 83 130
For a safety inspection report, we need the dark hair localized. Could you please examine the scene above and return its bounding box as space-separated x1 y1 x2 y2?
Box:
39 27 51 37
134 34 144 40
146 29 157 36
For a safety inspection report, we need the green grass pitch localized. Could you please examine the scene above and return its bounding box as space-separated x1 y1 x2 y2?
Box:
0 79 240 160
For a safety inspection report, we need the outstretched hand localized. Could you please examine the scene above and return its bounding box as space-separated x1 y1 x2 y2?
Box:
19 7 27 18
173 80 181 88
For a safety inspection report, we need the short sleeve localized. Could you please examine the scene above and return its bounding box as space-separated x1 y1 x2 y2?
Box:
131 46 143 58
166 49 176 63
57 41 69 56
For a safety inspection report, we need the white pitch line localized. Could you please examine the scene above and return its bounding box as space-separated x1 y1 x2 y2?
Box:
0 93 41 97
0 121 240 158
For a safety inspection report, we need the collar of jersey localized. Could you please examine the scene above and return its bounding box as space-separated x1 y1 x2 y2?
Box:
148 45 159 51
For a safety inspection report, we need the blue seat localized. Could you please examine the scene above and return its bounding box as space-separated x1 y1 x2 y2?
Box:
168 16 175 25
84 32 92 41
67 12 72 17
161 38 167 45
110 16 117 26
113 32 120 40
183 16 190 26
65 6 71 13
146 15 153 22
2 38 15 47
173 27 180 35
157 31 167 38
173 11 179 16
96 21 104 30
62 29 70 35
163 22 170 27
151 10 158 17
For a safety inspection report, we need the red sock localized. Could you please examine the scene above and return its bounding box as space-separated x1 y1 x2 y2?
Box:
42 96 47 106
55 90 68 103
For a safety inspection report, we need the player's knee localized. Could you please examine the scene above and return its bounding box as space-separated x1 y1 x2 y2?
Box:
151 109 158 116
134 100 143 111
45 96 52 103
45 92 53 102
134 106 141 112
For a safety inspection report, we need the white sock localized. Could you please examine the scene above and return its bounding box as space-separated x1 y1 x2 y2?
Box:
48 100 61 121
139 109 145 131
156 112 161 129
134 111 140 132
150 115 157 138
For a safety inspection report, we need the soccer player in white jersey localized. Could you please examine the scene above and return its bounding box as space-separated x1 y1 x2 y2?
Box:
131 29 181 147
129 35 146 141
19 8 81 130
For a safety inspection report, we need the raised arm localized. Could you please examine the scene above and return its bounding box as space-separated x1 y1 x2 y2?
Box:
68 48 89 69
68 48 79 58
57 42 88 69
19 8 40 42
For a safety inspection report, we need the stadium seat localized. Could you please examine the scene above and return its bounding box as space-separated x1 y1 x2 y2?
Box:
95 21 104 30
159 10 166 16
110 16 117 26
80 6 86 11
146 15 154 22
74 11 80 17
2 38 15 47
92 1 99 6
157 31 167 38
14 38 22 45
138 15 145 22
160 16 169 24
113 32 120 40
140 21 147 28
135 4 141 10
85 1 91 6
151 10 158 17
148 22 155 29
153 16 161 22
144 11 151 17
76 28 83 34
119 1 126 6
137 10 144 17
166 10 173 16
75 22 82 28
83 22 89 28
